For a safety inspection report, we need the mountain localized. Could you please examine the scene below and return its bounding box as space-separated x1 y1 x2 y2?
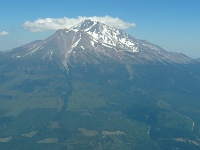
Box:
0 20 200 150
4 19 191 65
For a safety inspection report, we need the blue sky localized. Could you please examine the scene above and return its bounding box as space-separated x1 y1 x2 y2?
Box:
0 0 200 58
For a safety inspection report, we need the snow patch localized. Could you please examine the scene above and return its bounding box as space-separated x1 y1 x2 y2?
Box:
71 37 81 48
50 51 53 61
102 43 113 48
16 55 21 58
90 41 95 47
71 29 79 32
23 46 41 57
192 121 195 131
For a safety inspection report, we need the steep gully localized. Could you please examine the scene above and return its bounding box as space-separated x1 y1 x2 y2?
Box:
38 66 73 134
59 66 73 114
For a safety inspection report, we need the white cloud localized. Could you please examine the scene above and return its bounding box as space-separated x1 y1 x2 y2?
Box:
0 31 9 35
23 16 136 32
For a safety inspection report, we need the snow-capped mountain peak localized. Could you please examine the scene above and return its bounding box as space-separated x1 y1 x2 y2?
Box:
7 19 192 66
71 19 98 31
70 20 139 52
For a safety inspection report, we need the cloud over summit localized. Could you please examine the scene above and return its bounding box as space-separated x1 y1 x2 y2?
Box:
23 16 136 32
0 31 9 35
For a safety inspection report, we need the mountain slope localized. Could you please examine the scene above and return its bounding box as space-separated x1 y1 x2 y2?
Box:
3 20 191 66
0 20 200 150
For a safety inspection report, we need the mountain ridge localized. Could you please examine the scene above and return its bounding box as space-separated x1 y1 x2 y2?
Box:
1 19 193 68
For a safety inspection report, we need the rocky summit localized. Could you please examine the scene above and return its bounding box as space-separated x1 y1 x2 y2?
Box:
0 20 200 150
